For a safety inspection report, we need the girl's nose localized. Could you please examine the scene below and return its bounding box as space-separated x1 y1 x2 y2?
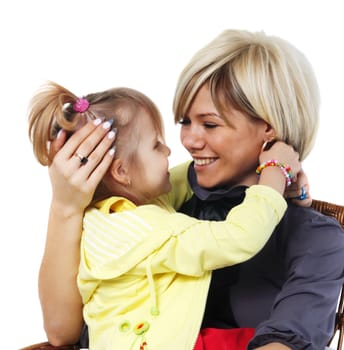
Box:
164 144 171 156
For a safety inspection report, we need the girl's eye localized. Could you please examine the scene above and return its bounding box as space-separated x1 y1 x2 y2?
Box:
155 141 164 149
178 117 190 125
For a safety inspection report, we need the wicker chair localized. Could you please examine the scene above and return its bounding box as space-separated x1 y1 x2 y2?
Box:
20 344 79 350
20 199 344 350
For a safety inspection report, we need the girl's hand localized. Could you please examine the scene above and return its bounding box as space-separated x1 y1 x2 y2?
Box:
257 141 301 195
258 141 312 206
259 141 301 178
48 119 116 214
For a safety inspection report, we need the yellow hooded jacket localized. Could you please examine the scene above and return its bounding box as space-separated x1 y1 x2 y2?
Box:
78 163 287 350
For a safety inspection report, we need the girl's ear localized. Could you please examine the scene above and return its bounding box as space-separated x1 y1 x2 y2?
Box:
108 158 131 186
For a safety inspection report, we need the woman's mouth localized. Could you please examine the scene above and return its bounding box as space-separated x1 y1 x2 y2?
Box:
193 157 217 166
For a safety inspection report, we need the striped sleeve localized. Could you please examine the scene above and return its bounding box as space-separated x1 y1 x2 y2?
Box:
82 208 152 269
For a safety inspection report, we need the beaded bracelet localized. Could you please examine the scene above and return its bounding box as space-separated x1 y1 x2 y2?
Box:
256 159 293 187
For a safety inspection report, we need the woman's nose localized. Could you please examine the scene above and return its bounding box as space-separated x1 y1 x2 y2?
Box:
180 127 204 150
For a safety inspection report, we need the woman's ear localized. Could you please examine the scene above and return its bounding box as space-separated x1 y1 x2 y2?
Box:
108 158 131 186
264 123 276 141
261 123 277 151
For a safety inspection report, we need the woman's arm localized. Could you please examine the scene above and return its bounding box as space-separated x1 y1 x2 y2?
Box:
39 201 84 345
39 120 115 345
250 211 344 349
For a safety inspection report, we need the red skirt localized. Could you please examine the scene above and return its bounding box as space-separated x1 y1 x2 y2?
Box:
194 328 255 350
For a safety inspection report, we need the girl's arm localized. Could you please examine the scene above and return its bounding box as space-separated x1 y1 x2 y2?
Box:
165 150 311 212
39 120 115 345
82 142 301 279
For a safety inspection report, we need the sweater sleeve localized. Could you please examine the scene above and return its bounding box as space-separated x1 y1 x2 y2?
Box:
248 208 344 350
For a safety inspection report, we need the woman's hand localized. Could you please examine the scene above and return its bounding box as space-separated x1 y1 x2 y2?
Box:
48 118 116 214
285 170 312 207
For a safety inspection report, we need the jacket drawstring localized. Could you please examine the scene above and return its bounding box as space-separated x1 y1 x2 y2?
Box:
128 255 159 350
128 255 160 350
146 254 160 317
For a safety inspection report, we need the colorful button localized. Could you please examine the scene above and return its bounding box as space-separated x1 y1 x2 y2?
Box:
118 321 131 332
134 321 150 335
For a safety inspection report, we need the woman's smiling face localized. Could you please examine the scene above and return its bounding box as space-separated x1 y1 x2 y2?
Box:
179 84 269 189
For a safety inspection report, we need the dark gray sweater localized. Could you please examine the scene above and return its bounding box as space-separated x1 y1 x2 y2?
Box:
180 164 344 350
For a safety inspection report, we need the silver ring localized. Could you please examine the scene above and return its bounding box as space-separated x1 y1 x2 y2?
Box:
297 186 307 200
75 152 88 165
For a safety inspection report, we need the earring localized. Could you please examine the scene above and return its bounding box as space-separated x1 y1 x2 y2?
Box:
261 138 275 152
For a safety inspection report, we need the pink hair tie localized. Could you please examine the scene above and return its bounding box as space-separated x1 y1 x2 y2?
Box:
73 97 89 113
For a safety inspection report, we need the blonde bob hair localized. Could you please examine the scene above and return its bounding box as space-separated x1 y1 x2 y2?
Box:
173 29 320 160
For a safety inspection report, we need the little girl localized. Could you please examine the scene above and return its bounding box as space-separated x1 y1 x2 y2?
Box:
28 81 300 349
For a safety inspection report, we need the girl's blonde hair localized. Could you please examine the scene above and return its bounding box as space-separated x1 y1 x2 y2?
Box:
28 81 164 166
173 29 320 160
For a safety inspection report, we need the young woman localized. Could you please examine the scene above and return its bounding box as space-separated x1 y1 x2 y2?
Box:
29 81 299 349
172 29 344 350
35 29 344 350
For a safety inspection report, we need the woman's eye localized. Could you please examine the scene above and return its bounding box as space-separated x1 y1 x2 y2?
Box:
178 118 190 125
204 123 217 129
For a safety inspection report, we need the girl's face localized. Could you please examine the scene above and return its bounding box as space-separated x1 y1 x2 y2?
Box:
180 84 269 189
129 110 171 203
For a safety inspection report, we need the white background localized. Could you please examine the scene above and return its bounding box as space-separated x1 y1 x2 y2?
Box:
1 1 343 349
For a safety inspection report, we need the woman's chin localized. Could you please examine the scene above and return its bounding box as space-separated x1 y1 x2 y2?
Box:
196 176 219 189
